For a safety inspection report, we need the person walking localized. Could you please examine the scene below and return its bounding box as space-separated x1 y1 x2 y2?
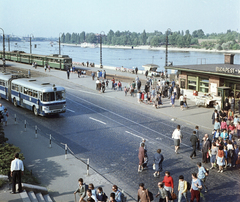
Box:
145 70 148 78
112 185 123 202
162 171 174 202
103 70 106 79
211 110 219 125
10 153 24 194
190 173 202 202
202 136 210 163
137 183 150 202
156 182 169 202
194 126 200 150
179 94 184 110
177 175 188 202
190 131 198 159
67 69 70 79
96 187 108 202
170 93 175 107
91 71 95 80
231 96 235 113
172 125 182 154
197 162 208 192
135 67 138 75
138 143 145 172
88 183 97 202
74 178 87 202
153 149 164 177
2 108 9 126
210 142 218 169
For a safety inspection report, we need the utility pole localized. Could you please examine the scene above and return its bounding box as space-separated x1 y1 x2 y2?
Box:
165 28 171 76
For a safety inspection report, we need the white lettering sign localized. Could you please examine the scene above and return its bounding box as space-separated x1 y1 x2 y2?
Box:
216 66 240 74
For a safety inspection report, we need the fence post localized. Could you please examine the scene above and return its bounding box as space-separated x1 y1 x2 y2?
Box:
24 120 27 131
14 114 17 124
49 134 52 148
35 125 38 139
87 158 89 176
65 144 67 159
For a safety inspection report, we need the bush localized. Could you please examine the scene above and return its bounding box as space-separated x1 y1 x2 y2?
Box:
0 144 39 185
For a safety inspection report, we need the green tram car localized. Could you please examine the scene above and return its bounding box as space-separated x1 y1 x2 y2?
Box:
0 50 72 70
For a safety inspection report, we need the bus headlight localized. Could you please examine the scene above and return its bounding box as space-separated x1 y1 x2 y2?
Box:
43 106 49 110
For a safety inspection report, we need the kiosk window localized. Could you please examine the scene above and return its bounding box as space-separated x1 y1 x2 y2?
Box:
199 77 209 93
188 76 197 90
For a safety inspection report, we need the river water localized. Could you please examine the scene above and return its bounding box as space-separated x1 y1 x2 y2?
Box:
4 41 240 71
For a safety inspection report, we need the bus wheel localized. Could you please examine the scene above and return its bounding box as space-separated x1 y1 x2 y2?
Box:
13 98 18 107
33 106 38 116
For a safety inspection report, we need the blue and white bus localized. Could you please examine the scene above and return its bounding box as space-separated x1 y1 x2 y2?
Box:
0 73 66 116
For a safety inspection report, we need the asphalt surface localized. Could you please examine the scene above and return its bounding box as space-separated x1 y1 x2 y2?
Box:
1 61 240 202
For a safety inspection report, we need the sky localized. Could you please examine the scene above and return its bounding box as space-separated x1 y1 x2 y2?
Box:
0 0 239 37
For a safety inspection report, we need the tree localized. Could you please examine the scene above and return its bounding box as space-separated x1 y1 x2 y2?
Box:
61 33 65 43
85 33 97 43
150 36 160 46
107 30 114 45
80 31 85 43
176 35 184 48
141 30 147 45
65 33 71 43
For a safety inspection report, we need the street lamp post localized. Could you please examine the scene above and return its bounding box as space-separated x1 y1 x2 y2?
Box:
59 32 62 55
0 28 5 72
30 34 34 54
8 36 10 51
165 28 171 76
100 31 105 68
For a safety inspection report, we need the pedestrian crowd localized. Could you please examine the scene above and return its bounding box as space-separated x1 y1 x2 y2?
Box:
124 76 189 110
74 178 126 202
137 119 240 202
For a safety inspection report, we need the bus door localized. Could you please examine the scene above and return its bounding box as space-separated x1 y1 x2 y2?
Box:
7 80 12 101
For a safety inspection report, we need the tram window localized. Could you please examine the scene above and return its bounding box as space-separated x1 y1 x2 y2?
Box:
43 92 55 101
56 91 64 100
0 80 5 86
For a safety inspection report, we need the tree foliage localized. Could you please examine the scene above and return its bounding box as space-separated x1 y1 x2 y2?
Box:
60 29 240 50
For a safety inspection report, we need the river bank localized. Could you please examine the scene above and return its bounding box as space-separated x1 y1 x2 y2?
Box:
62 43 240 54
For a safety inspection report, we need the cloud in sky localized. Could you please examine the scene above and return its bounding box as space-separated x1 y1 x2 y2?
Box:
0 0 239 37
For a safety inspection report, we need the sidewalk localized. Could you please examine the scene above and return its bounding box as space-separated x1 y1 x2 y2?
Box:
3 119 127 202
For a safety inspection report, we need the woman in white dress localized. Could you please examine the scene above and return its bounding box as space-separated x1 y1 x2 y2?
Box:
172 125 182 154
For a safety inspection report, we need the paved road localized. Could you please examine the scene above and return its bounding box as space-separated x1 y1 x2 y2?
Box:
1 62 240 201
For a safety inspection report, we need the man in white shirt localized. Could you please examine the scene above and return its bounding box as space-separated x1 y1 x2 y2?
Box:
10 153 24 194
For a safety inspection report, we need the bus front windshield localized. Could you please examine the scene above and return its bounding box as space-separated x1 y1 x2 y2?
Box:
42 91 65 102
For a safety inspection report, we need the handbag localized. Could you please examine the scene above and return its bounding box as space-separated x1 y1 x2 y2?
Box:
171 192 177 200
153 164 156 170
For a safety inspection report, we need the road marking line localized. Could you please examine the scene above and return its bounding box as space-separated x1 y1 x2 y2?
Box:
89 117 106 125
125 131 148 140
65 87 114 99
68 93 190 147
67 109 75 113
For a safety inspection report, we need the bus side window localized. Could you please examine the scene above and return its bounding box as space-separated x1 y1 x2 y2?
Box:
24 88 28 94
